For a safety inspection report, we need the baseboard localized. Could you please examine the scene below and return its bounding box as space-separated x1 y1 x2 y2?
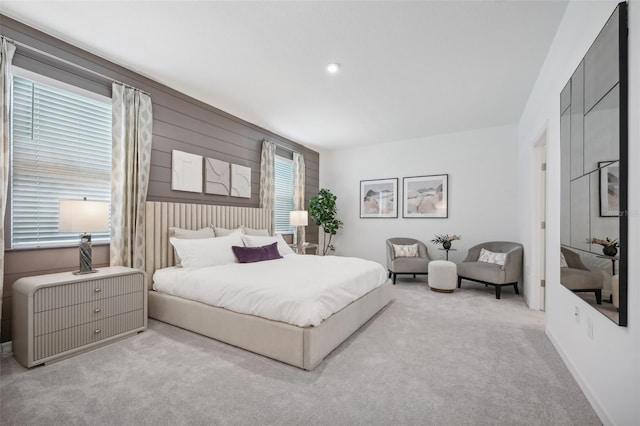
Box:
0 341 13 358
545 329 613 426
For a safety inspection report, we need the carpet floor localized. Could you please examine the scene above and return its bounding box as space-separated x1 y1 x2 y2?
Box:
1 279 600 425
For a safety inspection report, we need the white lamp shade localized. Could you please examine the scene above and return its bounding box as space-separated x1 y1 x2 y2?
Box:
59 200 110 233
289 210 308 227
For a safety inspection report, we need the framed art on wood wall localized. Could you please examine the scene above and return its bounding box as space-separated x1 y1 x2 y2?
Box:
171 150 203 193
403 174 448 218
360 178 398 218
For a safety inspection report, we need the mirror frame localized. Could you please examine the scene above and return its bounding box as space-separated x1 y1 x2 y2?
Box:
560 2 627 326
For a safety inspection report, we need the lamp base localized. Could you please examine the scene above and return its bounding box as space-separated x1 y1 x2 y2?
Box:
73 269 99 275
74 233 97 275
294 226 306 253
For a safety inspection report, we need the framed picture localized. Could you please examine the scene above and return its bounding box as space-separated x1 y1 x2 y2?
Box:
230 164 251 198
360 178 398 218
403 174 448 218
599 161 620 217
171 150 203 193
205 158 230 195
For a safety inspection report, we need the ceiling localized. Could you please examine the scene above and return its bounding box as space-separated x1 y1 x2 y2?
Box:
0 1 568 150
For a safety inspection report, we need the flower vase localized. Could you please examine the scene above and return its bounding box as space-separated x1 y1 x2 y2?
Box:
602 245 618 257
443 241 452 250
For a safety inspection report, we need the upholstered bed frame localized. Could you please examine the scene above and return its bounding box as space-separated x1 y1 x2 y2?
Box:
145 201 392 370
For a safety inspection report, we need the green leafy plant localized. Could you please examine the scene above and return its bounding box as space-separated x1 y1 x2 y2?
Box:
430 234 461 250
429 234 462 245
308 188 343 255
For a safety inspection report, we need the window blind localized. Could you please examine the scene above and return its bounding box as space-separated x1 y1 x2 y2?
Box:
11 75 112 248
274 155 294 234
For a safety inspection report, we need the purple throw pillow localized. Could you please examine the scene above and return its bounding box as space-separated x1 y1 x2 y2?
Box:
232 242 283 263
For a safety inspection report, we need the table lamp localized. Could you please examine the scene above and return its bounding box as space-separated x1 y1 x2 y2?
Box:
289 210 308 253
59 198 109 274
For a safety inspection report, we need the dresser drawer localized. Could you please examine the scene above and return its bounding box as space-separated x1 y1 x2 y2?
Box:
34 291 144 336
33 273 144 312
33 310 144 362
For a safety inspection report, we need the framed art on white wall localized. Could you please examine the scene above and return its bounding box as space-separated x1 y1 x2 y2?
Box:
599 161 620 217
403 174 448 218
360 178 398 218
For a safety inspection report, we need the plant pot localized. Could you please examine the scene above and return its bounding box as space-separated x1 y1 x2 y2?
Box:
443 241 452 250
603 245 618 257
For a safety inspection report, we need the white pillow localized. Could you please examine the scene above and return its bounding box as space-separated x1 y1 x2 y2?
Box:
169 227 216 266
170 233 243 268
560 252 568 268
213 227 244 237
242 226 270 236
392 243 419 258
242 234 295 256
478 248 507 266
169 226 215 239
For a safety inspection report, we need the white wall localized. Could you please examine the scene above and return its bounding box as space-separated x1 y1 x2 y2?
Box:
320 124 520 272
517 1 640 424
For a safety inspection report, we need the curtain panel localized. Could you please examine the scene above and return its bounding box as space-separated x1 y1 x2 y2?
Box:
293 151 306 244
110 83 153 269
0 37 15 338
259 140 276 212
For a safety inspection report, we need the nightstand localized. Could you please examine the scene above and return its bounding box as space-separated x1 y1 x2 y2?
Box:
12 266 147 368
289 243 319 255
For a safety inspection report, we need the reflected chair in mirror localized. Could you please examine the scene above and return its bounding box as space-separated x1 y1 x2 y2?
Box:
457 241 523 299
386 238 431 285
560 247 603 304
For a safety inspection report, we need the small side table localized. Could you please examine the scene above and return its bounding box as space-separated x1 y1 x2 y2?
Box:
437 248 457 261
596 254 619 275
289 243 319 255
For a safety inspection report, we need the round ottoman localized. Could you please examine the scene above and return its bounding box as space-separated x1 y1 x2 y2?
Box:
428 260 457 293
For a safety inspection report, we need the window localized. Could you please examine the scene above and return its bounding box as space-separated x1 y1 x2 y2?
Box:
10 73 112 248
274 155 294 234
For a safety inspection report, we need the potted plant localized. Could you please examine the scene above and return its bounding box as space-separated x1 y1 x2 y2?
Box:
430 234 461 250
590 237 619 257
308 188 343 255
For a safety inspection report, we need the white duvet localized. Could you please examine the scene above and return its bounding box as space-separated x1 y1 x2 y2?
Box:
152 254 388 327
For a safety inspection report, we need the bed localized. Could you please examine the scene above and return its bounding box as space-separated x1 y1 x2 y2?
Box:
145 201 393 370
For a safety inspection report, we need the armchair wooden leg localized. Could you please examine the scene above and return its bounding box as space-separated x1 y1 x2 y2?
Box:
513 283 519 295
392 273 397 285
457 277 462 288
413 274 416 278
388 270 392 279
495 285 501 299
595 289 602 305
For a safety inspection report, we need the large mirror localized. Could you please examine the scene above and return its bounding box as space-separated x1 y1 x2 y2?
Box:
560 2 627 326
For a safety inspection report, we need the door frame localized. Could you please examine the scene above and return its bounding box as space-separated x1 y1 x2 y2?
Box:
531 130 548 311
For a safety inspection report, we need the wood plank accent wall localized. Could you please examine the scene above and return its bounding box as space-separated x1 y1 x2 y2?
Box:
0 15 320 343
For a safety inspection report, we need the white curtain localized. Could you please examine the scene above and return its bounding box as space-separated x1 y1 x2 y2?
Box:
259 140 276 212
110 83 153 269
293 151 306 244
0 38 15 338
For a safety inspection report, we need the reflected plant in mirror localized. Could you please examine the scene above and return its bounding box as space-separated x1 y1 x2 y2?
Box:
590 237 619 257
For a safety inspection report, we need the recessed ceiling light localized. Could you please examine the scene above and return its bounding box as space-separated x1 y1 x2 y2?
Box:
327 63 340 74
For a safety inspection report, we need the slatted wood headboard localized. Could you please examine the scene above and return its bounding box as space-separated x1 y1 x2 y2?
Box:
144 201 272 282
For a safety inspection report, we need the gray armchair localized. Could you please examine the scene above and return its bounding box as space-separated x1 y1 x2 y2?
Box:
386 238 431 285
457 241 523 299
560 247 603 304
